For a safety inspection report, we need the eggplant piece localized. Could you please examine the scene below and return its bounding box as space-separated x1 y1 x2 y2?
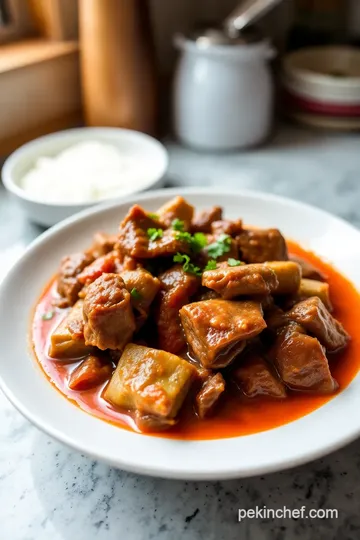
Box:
103 344 195 420
297 278 333 311
180 299 266 368
49 300 93 358
264 261 302 294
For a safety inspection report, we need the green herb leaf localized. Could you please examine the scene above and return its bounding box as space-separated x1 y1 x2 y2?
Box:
191 232 208 253
227 258 244 267
147 228 163 242
204 259 217 271
42 311 54 321
172 218 185 231
148 213 159 220
174 231 192 243
207 234 232 259
130 287 142 300
173 253 202 277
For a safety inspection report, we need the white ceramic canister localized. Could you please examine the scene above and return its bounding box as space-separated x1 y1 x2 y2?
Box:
173 29 275 150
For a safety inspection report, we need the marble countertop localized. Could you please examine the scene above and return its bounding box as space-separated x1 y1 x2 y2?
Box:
2 124 360 540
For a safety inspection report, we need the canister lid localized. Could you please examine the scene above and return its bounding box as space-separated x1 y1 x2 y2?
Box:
184 25 263 48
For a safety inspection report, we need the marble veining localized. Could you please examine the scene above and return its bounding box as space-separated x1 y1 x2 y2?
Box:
1 123 360 540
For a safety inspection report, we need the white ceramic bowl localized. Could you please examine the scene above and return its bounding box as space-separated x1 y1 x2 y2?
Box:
1 188 360 480
2 127 168 227
283 46 360 104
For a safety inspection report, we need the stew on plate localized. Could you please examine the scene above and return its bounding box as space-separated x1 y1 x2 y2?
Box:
32 196 360 439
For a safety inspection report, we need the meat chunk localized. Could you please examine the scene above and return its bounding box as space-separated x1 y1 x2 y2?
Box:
103 344 195 421
121 268 160 327
68 355 113 391
155 265 200 354
264 261 302 294
180 299 266 368
202 263 279 299
83 273 136 350
211 219 243 237
118 204 191 259
77 251 121 286
191 206 223 233
271 324 338 393
290 255 325 281
233 351 286 398
237 228 288 263
296 278 333 311
265 306 289 334
49 300 93 358
195 373 225 418
287 297 349 352
202 234 239 263
57 252 94 306
134 412 177 432
89 232 117 258
157 196 194 230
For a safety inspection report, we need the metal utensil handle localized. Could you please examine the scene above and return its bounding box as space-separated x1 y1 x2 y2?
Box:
224 0 284 36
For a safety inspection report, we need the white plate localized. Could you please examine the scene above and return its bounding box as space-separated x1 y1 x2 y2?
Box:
1 188 360 480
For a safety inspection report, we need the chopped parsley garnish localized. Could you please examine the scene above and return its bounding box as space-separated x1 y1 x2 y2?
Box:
130 287 142 300
42 311 54 321
191 232 208 253
227 258 244 267
174 230 208 253
147 228 163 242
204 259 217 271
207 234 232 259
172 218 185 231
174 230 192 243
148 213 159 220
173 253 202 277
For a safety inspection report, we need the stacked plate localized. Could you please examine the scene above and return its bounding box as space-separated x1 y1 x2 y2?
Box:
282 46 360 130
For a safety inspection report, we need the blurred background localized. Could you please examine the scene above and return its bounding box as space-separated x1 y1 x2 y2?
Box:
0 0 360 153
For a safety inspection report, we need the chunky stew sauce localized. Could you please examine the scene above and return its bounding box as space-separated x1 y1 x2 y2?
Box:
32 197 360 440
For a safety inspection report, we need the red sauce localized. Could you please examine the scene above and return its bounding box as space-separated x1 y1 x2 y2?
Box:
32 241 360 440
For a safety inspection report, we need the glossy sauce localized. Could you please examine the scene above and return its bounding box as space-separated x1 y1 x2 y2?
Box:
32 241 360 440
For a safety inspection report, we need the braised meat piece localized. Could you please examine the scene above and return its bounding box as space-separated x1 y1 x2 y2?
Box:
155 265 200 354
202 263 279 298
83 273 136 350
191 206 223 233
265 306 289 334
121 268 160 328
134 412 177 432
287 297 349 352
195 373 225 418
89 232 117 258
202 234 239 263
77 251 122 286
237 228 288 263
118 205 191 259
211 219 243 237
233 351 286 398
156 196 194 230
57 252 94 306
68 355 113 391
180 299 266 368
49 300 94 358
290 255 325 281
103 344 195 420
271 323 338 393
